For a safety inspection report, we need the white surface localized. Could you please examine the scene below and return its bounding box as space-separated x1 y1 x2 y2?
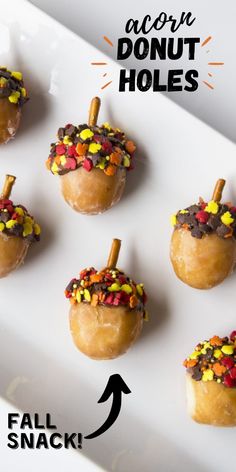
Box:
0 1 236 471
29 0 236 143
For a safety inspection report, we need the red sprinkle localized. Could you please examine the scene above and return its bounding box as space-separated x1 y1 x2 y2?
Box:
105 293 114 305
223 373 236 388
229 367 236 379
67 145 77 157
102 140 112 153
230 330 236 341
6 205 14 213
65 157 77 170
221 357 235 369
201 202 207 210
195 210 209 224
56 144 66 155
82 158 93 172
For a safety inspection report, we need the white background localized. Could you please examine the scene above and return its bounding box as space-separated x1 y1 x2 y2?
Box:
1 1 236 471
30 0 236 143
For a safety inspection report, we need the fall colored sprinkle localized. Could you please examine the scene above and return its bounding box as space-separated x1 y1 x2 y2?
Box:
201 36 212 47
65 267 147 316
103 36 113 47
171 200 236 240
203 80 214 90
183 331 236 388
0 198 40 242
208 73 213 77
0 66 29 106
46 122 136 177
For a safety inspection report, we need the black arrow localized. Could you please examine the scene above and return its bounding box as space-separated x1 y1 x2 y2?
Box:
84 374 131 439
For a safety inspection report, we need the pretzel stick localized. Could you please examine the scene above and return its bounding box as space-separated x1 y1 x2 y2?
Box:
212 179 226 202
1 174 16 199
106 239 121 269
88 97 101 126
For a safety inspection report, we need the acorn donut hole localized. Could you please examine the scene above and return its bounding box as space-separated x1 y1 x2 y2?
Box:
65 239 148 360
0 67 29 144
0 175 41 278
170 179 236 289
46 97 136 215
183 331 236 426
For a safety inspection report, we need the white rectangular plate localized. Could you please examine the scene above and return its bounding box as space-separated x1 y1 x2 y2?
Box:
0 1 236 471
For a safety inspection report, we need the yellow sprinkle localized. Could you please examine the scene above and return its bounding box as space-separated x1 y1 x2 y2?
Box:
170 214 177 226
63 136 72 145
24 216 33 225
60 155 66 165
6 219 17 229
51 162 59 174
102 122 111 130
11 71 22 81
213 349 223 359
84 289 91 302
8 91 20 103
79 128 94 140
221 211 234 226
20 87 26 97
179 210 189 214
217 378 222 383
121 284 132 294
221 345 234 355
88 143 102 154
123 156 130 167
205 200 219 214
136 284 143 296
0 222 5 231
189 351 201 360
108 283 121 292
34 223 41 235
23 222 33 237
96 158 106 170
143 310 149 321
15 207 24 216
76 290 81 303
202 369 214 382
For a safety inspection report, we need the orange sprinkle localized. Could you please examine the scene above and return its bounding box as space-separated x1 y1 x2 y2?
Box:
110 152 122 165
90 274 103 283
185 359 198 368
104 164 116 176
130 294 138 308
210 336 223 346
213 363 227 376
45 158 51 170
125 140 136 154
76 143 88 155
91 294 99 307
224 228 233 239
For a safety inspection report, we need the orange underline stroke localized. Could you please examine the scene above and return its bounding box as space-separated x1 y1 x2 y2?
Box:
103 36 113 47
101 80 113 90
91 62 108 65
208 62 224 66
203 80 214 90
208 73 213 77
201 36 212 47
